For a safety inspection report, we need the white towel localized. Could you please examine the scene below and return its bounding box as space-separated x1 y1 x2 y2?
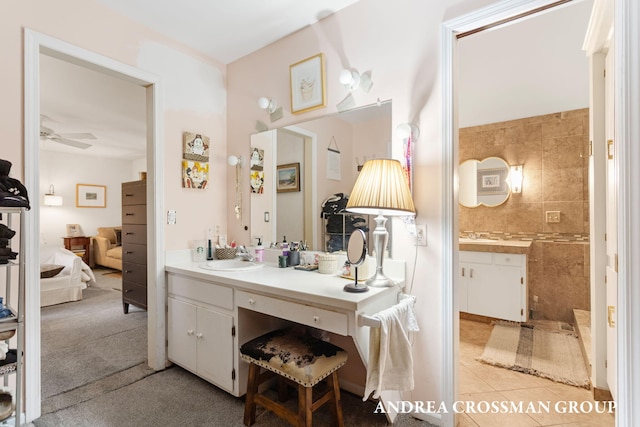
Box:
363 296 419 400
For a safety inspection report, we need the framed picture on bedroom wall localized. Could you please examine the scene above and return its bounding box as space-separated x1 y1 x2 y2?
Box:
76 184 106 208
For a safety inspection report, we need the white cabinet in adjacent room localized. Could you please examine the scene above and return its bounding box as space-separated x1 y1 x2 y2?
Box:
459 250 527 322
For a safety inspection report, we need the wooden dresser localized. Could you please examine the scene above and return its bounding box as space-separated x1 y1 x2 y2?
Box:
121 180 147 314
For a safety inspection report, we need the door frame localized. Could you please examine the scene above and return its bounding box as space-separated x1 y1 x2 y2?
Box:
442 0 640 426
24 29 166 421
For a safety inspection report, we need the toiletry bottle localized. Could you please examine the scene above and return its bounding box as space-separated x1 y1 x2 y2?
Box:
206 239 213 260
281 236 289 265
254 238 264 262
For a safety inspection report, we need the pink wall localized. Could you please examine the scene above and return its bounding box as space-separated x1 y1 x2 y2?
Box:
226 0 492 407
1 0 228 251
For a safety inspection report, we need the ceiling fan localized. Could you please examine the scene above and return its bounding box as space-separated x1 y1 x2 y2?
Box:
40 117 97 149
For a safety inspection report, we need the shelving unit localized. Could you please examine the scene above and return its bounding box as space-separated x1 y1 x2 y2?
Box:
0 207 25 426
321 212 370 253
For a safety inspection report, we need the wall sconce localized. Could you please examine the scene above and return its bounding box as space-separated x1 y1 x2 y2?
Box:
257 97 277 114
228 155 244 220
510 165 524 193
258 97 282 122
339 69 361 90
43 184 63 206
339 68 373 93
396 123 420 140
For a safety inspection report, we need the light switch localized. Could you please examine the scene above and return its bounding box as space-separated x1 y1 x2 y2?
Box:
167 210 177 224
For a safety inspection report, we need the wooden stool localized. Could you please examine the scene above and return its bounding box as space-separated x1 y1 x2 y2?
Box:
240 329 348 427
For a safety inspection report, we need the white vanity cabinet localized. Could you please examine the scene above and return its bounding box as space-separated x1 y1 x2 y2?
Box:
459 250 527 322
167 274 235 393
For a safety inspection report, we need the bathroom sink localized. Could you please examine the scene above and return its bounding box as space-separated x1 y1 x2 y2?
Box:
199 259 264 271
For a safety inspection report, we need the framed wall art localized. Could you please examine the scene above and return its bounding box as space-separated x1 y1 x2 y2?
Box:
476 168 508 196
76 184 106 208
289 53 326 114
277 163 300 193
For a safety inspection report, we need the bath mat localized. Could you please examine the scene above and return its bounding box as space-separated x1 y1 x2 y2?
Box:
477 321 589 388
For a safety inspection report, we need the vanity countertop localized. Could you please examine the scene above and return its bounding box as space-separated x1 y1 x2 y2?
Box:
165 252 402 312
459 238 532 254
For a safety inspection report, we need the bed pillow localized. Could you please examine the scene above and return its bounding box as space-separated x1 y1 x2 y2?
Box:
40 264 64 279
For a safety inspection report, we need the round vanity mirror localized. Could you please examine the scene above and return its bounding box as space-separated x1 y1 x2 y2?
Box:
344 229 369 293
459 157 511 208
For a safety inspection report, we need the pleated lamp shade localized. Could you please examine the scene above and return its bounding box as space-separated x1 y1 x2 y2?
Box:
346 159 416 216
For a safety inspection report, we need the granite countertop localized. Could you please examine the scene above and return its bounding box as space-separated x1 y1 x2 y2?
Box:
459 238 532 254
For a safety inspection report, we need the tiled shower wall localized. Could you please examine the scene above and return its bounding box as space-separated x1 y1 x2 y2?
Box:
459 108 590 324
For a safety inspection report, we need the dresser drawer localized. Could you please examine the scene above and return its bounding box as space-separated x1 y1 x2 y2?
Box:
236 290 348 336
122 261 147 286
123 280 147 308
122 181 146 205
122 225 147 244
122 242 146 265
168 274 233 311
122 204 147 225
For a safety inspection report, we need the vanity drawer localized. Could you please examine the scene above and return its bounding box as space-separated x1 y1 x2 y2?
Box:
236 290 348 336
168 274 233 311
493 253 524 267
459 251 493 264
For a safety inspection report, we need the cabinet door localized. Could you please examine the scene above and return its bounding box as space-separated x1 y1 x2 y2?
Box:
196 307 234 392
168 298 197 372
468 263 523 321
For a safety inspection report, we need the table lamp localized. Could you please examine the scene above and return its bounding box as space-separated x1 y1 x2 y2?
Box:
346 159 416 287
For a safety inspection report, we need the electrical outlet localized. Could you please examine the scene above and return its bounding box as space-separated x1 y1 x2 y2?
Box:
546 211 560 223
416 224 427 246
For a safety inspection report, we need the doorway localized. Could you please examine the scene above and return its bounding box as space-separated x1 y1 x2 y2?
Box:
24 29 165 422
442 1 617 427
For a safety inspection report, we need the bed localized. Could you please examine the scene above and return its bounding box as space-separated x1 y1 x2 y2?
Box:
40 246 96 307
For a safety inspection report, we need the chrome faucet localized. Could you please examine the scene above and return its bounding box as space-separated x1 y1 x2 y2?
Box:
237 246 255 262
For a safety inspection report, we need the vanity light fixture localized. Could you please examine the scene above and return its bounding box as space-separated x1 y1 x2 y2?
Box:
339 69 361 91
396 123 420 141
346 159 416 287
43 184 63 206
258 97 282 122
510 165 524 194
339 68 373 93
227 155 245 167
257 97 277 114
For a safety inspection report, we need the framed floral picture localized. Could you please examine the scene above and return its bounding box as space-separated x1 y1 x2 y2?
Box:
289 53 326 114
76 184 106 208
277 163 300 193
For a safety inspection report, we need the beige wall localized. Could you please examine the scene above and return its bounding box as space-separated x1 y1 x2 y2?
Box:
459 108 590 323
2 0 228 251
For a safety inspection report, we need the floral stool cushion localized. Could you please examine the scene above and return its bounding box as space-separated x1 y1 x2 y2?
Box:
240 329 348 387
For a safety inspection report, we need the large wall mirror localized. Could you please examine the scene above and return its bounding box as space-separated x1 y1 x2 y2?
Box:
459 157 510 208
250 101 392 250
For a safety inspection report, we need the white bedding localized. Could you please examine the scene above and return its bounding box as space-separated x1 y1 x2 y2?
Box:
40 246 96 306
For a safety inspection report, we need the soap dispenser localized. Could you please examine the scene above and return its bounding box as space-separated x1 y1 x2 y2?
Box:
254 238 264 262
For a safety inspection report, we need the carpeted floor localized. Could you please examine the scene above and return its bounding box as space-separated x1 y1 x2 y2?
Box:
34 272 432 426
477 321 590 389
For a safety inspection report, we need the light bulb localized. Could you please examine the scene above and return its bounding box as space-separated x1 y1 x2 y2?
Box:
258 97 276 113
228 155 239 166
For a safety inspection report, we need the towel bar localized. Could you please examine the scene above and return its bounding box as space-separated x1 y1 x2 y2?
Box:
357 294 416 329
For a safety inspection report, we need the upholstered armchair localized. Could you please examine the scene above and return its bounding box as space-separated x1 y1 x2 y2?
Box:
92 226 122 271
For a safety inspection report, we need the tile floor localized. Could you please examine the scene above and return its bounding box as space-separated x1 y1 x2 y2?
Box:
458 319 615 426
